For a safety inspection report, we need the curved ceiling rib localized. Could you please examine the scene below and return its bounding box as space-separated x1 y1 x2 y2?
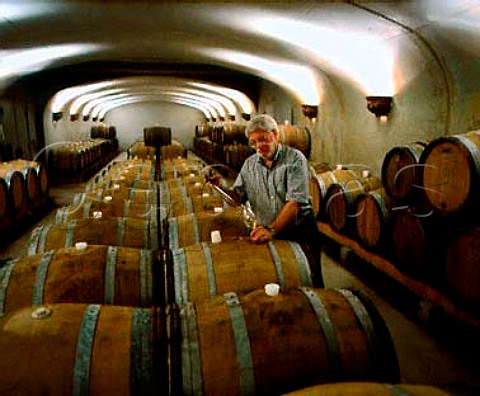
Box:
93 96 217 121
4 1 480 129
78 87 237 119
49 76 254 121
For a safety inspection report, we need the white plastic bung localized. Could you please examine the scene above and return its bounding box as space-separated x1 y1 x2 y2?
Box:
75 242 88 250
211 230 222 243
264 283 280 296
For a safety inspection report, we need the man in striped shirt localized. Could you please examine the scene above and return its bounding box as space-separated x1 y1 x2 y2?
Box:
209 114 324 287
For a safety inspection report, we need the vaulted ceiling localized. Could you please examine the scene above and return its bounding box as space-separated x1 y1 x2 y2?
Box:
1 1 479 118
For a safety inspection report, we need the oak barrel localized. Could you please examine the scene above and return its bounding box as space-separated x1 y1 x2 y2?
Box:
161 158 201 179
87 178 156 191
0 245 158 315
283 382 461 396
56 200 157 222
278 125 311 158
0 304 165 395
161 193 225 218
354 188 394 251
224 143 255 170
310 169 358 221
0 177 10 231
390 208 448 282
420 131 480 216
7 160 40 208
381 142 427 202
445 227 480 311
74 186 157 205
220 123 247 144
171 239 314 305
128 141 156 159
160 141 187 159
179 288 399 395
168 210 247 250
0 166 28 219
325 175 382 234
28 217 159 254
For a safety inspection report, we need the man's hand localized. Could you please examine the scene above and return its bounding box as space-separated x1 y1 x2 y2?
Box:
250 225 274 243
204 170 222 186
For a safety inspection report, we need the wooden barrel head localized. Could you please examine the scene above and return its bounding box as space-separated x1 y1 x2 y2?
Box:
420 134 480 215
381 143 426 201
354 190 391 250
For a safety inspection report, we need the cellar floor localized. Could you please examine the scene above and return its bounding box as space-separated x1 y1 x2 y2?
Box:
1 164 479 393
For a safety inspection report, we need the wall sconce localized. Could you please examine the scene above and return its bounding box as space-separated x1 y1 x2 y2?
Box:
229 114 235 121
52 112 63 122
301 105 318 120
83 115 90 121
211 117 216 122
219 116 225 122
92 116 98 122
99 117 105 122
241 113 251 121
366 96 393 118
70 113 79 121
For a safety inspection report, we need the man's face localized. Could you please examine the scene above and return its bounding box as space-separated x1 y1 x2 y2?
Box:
248 130 279 160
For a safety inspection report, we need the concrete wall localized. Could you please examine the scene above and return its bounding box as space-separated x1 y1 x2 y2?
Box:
43 101 205 153
251 31 451 177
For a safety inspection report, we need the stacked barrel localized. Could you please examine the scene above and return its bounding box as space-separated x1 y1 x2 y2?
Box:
311 164 383 237
159 155 400 395
90 124 117 139
193 121 255 170
128 139 187 160
0 150 402 394
193 122 312 173
0 158 48 234
0 154 167 394
311 132 480 316
47 138 119 181
283 382 478 396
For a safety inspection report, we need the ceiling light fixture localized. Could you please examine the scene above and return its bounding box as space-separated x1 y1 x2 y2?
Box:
301 104 318 120
366 96 393 118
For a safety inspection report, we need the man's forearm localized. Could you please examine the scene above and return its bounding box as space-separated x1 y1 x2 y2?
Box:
268 200 301 234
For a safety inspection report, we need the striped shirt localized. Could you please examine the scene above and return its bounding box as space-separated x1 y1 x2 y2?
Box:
232 144 312 226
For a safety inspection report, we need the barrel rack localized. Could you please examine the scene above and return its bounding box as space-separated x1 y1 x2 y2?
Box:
318 221 480 359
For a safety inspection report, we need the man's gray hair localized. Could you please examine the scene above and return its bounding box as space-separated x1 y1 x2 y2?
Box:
244 114 279 138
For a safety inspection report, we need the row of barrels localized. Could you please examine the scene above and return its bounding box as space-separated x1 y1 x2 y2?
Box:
194 122 480 315
0 153 404 394
127 140 187 160
156 156 403 394
193 137 255 171
309 131 480 313
0 158 48 234
195 122 312 157
90 124 117 139
193 124 312 169
381 131 480 219
47 138 119 178
195 122 248 145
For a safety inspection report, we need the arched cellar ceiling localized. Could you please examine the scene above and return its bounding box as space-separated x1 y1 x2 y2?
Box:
1 1 480 110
